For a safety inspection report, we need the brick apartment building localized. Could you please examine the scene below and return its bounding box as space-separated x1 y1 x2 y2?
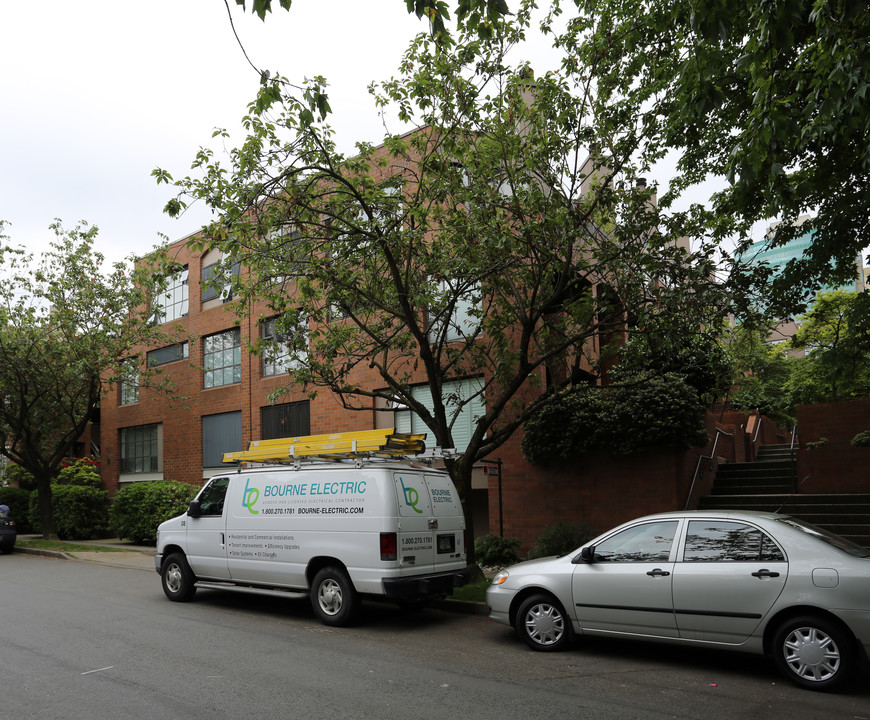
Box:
98 235 493 534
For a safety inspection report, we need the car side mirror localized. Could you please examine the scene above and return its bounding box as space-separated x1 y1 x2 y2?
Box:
187 500 202 519
578 545 595 563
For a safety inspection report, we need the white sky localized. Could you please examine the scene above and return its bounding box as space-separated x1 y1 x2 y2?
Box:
0 0 752 270
0 0 431 265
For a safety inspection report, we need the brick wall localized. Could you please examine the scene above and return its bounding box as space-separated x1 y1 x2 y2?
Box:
796 398 870 493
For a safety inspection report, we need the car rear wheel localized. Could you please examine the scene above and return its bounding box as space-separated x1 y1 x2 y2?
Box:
515 593 570 651
772 615 855 691
311 566 359 627
161 553 197 602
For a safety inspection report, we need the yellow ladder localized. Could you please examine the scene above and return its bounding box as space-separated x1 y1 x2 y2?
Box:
222 428 427 464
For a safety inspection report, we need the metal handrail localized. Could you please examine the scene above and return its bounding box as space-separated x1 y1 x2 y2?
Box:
684 427 734 510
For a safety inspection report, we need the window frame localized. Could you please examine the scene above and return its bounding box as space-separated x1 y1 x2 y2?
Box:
147 342 189 368
120 423 160 474
203 328 242 389
152 267 189 324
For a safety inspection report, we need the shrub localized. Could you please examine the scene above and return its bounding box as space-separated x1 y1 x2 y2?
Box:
55 457 102 487
109 481 197 544
474 534 522 567
28 485 110 540
529 520 595 559
522 373 709 465
5 464 37 491
851 430 870 448
0 486 34 533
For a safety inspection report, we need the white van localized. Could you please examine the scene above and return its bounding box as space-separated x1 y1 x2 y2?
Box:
155 435 469 626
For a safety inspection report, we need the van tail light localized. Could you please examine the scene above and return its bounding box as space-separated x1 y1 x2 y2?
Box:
380 532 397 561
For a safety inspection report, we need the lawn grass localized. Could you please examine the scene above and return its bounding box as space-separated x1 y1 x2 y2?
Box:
450 577 491 603
16 539 131 553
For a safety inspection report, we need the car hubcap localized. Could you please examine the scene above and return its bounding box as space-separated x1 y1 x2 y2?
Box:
782 626 840 682
318 579 342 615
525 603 564 646
166 564 182 594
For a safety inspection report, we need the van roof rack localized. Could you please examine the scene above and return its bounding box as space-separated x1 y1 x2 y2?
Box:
222 428 435 465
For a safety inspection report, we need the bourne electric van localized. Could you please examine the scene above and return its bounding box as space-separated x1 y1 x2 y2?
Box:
155 430 469 626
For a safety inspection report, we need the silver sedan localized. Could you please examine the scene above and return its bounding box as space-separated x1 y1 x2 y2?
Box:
486 510 870 691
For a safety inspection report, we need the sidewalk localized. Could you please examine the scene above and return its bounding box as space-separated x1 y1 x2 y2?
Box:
14 535 157 571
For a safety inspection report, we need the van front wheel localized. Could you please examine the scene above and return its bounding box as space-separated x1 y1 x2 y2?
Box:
311 566 358 626
161 553 196 602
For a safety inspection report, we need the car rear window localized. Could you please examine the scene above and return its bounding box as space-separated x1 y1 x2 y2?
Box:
776 517 870 558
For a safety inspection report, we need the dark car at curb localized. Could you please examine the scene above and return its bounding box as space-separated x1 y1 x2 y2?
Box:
487 510 870 692
0 505 16 554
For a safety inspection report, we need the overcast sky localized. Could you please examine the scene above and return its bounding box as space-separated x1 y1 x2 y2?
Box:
0 0 433 266
1 1 752 272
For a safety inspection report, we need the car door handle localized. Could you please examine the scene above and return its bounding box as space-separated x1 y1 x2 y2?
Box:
751 569 780 578
646 568 670 577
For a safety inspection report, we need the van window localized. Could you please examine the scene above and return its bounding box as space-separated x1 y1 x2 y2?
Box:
198 477 230 516
425 474 461 518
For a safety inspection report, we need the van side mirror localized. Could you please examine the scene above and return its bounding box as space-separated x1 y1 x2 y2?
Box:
187 500 202 519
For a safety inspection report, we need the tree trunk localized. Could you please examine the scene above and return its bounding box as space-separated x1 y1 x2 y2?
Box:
36 475 57 539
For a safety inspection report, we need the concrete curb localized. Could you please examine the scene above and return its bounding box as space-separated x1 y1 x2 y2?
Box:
13 543 490 614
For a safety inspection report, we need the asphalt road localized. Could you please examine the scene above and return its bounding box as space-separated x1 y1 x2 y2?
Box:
2 552 869 720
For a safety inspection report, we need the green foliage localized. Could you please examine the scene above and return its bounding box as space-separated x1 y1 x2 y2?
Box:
0 221 177 537
529 520 595 559
787 290 870 403
55 457 102 488
0 486 34 533
522 373 709 465
28 485 109 541
850 431 870 448
806 438 829 450
474 534 522 567
4 464 37 492
109 481 198 544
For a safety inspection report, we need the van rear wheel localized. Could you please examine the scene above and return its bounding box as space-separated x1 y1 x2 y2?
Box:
311 566 358 627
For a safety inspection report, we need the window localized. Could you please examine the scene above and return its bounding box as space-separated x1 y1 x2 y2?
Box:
204 329 241 388
261 316 305 377
394 377 484 452
261 401 310 440
152 267 189 324
196 476 230 516
201 261 240 303
427 280 481 343
591 521 678 562
120 424 159 474
202 411 242 468
120 361 139 405
682 521 785 562
147 342 189 368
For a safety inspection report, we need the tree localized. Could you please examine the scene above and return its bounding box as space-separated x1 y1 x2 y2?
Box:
157 2 730 555
725 324 796 427
787 290 870 403
241 0 869 318
0 222 176 538
576 0 869 317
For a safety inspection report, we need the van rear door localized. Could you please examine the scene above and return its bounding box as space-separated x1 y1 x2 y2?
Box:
424 473 465 566
394 471 435 570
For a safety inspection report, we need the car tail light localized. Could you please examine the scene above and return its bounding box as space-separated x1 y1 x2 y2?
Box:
380 532 397 561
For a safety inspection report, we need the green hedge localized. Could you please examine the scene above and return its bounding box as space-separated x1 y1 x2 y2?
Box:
55 457 102 488
474 534 522 567
109 481 198 544
522 373 709 465
29 485 110 540
0 486 34 533
529 520 595 559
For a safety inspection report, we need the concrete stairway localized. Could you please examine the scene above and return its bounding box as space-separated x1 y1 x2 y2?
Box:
698 444 870 549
